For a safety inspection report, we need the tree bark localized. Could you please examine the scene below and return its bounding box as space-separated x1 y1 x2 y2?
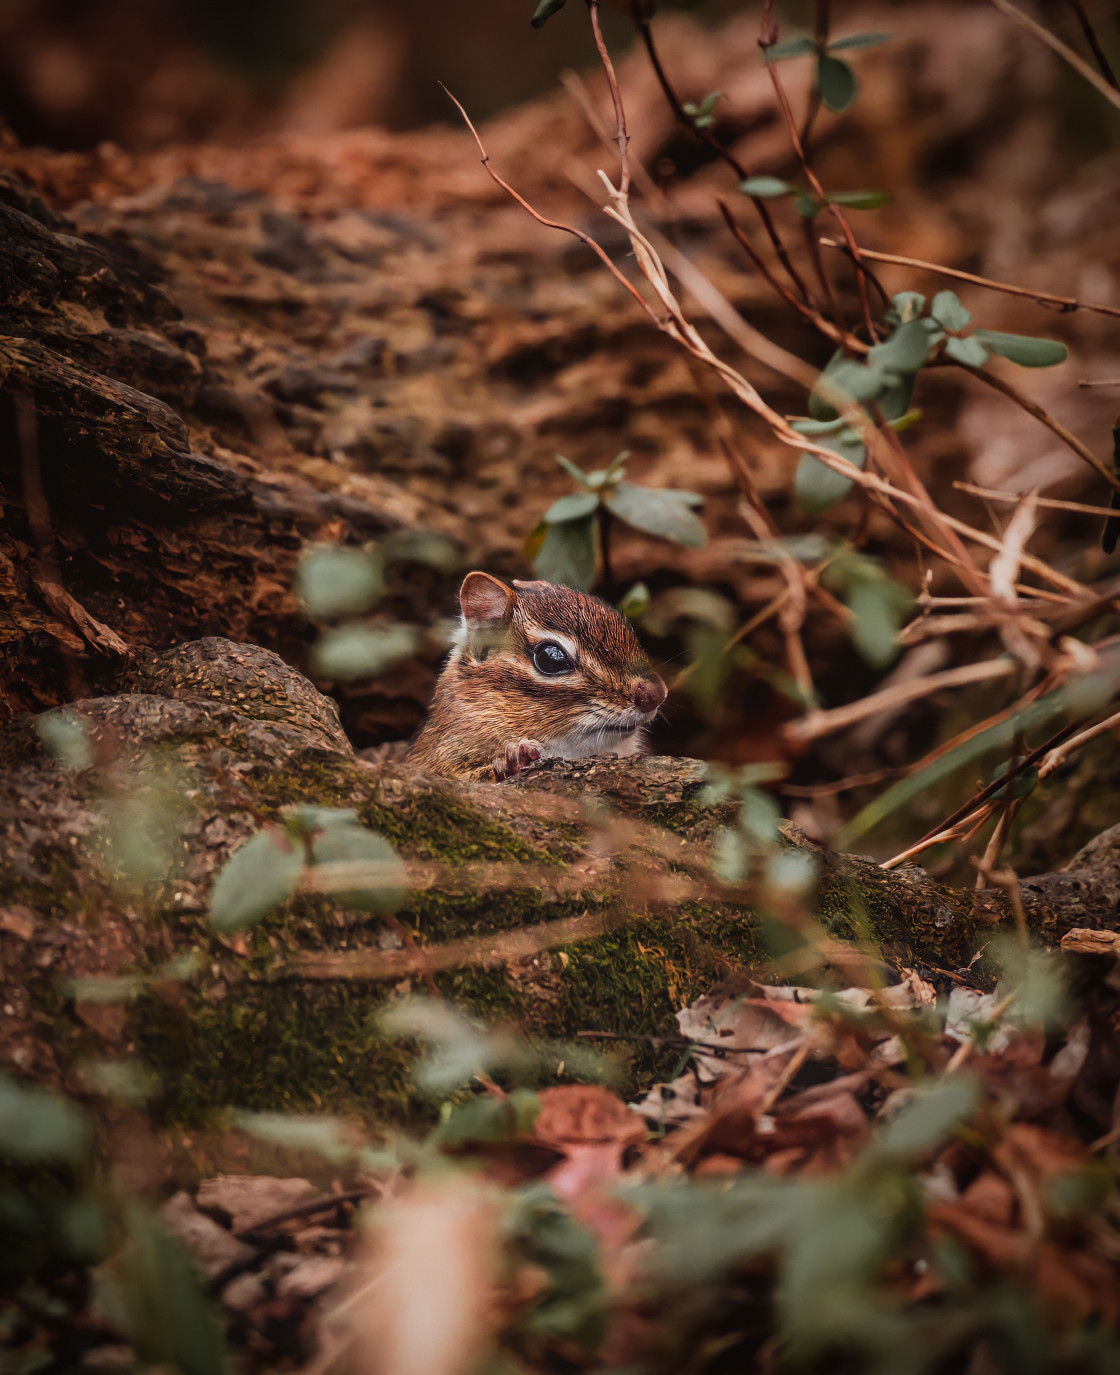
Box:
0 638 1115 1123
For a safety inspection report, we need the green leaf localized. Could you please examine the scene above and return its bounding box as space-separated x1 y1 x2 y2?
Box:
815 356 888 408
601 449 630 484
535 514 597 589
378 529 459 571
699 90 722 115
868 317 933 375
106 1205 229 1375
530 0 567 27
739 175 794 198
233 1111 355 1164
554 453 591 486
311 624 418 680
603 482 707 547
286 804 361 836
618 582 650 618
889 290 926 324
877 1077 979 1160
945 335 990 367
930 289 971 332
840 656 1120 845
296 545 382 620
795 431 866 514
989 761 1039 802
0 1075 90 1165
817 54 858 112
311 824 405 913
36 709 94 770
997 940 1068 1029
790 417 845 436
846 576 910 667
795 189 824 219
545 491 599 524
432 1092 540 1147
765 36 819 61
209 827 304 933
827 189 891 210
877 371 918 423
972 329 1068 367
828 30 891 51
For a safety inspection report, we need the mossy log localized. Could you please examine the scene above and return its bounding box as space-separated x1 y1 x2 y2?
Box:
1 639 1118 1127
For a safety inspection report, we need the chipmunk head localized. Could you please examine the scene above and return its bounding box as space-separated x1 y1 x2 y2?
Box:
451 571 667 761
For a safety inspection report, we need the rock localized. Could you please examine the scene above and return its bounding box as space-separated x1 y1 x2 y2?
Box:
196 1175 320 1234
275 1255 347 1300
160 1190 256 1277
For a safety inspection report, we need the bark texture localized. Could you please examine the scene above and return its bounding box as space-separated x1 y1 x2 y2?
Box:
1 638 1116 1124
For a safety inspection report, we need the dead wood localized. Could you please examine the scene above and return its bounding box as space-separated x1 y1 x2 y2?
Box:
0 637 1116 1118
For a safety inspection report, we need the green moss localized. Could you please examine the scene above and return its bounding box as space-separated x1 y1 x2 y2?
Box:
252 756 565 867
123 887 769 1128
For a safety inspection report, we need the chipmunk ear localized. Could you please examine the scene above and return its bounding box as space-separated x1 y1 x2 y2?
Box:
460 571 517 626
512 579 550 592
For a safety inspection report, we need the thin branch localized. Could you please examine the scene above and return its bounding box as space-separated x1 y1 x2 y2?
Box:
906 722 1078 850
632 8 813 301
818 238 1120 320
717 198 864 350
1038 708 1120 778
783 658 1020 747
954 361 1120 498
439 84 658 323
987 0 1120 112
760 47 881 337
954 480 1120 521
588 0 631 195
1067 1 1119 88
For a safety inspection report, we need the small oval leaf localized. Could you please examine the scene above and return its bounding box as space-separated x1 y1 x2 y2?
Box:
545 491 600 524
311 625 418 680
817 54 858 112
972 329 1068 368
795 434 866 515
603 483 708 547
296 545 382 621
209 828 304 933
311 825 405 913
930 289 972 332
828 30 892 51
0 1074 90 1164
827 190 892 210
739 175 794 198
868 317 933 375
765 36 819 61
534 514 597 589
530 0 567 27
945 335 990 367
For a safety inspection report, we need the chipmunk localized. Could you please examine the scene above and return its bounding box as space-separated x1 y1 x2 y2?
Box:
407 571 667 781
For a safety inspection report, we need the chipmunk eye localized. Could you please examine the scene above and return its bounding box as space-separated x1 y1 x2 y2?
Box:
532 641 574 675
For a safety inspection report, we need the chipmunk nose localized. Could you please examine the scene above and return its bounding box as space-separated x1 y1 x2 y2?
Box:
633 675 667 714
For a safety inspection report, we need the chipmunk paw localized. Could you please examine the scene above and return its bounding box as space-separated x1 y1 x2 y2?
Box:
492 738 542 781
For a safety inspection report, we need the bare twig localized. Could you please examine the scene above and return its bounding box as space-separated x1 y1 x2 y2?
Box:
954 480 1120 521
718 199 865 351
784 658 1020 746
955 361 1120 499
1038 708 1120 777
759 43 884 336
987 0 1120 112
588 0 630 195
1067 1 1119 88
439 84 659 324
818 238 1120 320
632 7 813 301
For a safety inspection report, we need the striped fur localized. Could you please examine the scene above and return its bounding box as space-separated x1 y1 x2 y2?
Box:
407 573 666 779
